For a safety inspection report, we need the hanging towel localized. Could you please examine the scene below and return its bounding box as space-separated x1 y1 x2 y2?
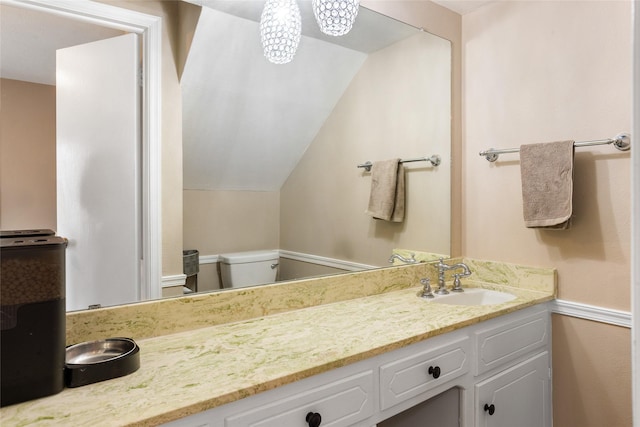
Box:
365 159 405 222
391 164 406 222
520 140 575 229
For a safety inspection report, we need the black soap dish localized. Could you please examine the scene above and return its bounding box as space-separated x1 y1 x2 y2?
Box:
65 337 140 388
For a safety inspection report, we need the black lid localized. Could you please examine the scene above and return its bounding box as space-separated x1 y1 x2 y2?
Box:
0 236 68 249
0 229 56 238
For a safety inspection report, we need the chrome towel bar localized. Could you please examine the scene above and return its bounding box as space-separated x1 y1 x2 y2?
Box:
357 155 441 172
479 132 631 162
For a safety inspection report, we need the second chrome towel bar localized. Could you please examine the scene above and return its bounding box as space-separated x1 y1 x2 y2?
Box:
357 155 441 172
479 133 631 162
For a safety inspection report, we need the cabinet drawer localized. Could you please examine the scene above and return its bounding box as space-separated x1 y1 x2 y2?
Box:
379 336 470 411
474 308 549 376
225 370 374 427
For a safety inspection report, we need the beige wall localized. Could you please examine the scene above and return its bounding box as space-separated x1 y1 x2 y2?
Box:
280 32 451 266
183 189 280 254
182 189 280 290
0 79 57 230
552 315 631 427
461 1 632 425
279 258 348 282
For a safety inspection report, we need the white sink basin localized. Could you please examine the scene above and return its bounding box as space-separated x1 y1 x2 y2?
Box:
430 288 516 306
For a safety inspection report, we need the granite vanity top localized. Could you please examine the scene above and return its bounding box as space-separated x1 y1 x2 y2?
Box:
0 258 555 426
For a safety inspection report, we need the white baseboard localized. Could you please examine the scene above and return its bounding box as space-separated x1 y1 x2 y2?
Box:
196 250 376 272
277 250 378 271
199 254 220 264
550 299 631 328
161 274 187 288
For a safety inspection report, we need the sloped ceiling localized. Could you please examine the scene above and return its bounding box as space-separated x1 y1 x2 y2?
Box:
181 3 418 191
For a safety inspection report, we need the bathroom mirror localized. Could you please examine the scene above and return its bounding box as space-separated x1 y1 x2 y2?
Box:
181 0 452 293
1 0 451 309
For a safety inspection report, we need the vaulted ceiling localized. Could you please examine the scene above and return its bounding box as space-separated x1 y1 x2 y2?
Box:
181 3 417 191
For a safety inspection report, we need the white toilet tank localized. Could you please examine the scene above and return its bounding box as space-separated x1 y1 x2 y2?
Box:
219 250 279 289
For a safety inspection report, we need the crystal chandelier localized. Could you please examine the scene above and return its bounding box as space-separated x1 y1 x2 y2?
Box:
312 0 360 37
260 0 302 64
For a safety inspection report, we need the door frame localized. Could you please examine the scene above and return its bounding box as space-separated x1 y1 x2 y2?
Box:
4 0 162 301
633 1 639 424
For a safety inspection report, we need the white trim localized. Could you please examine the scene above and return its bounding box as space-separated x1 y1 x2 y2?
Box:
4 0 163 302
199 254 220 264
139 9 162 301
278 250 378 271
161 274 187 288
197 250 377 272
4 0 158 33
550 299 631 329
632 0 640 423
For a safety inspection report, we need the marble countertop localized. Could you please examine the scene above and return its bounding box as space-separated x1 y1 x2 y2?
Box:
0 273 554 426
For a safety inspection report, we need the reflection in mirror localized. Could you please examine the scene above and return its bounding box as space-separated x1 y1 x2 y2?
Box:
0 2 151 312
0 0 451 311
181 1 451 295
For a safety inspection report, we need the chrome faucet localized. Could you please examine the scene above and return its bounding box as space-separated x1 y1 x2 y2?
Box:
435 258 472 294
388 253 418 264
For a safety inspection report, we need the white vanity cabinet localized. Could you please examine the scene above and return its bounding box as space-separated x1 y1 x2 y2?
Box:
472 306 551 427
163 304 551 427
225 370 374 427
163 362 376 427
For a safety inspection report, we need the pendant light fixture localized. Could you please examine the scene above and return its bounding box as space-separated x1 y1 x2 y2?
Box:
260 0 302 64
312 0 359 36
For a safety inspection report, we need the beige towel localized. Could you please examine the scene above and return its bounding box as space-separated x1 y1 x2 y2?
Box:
520 140 575 229
365 159 405 222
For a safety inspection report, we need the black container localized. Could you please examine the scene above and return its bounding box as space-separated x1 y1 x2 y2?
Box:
182 249 199 277
183 250 199 293
1 235 67 407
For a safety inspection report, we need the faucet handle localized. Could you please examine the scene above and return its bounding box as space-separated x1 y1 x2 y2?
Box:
451 274 464 292
418 278 434 299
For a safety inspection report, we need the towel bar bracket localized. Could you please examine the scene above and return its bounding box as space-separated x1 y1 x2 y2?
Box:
360 161 374 172
484 152 499 163
613 132 631 151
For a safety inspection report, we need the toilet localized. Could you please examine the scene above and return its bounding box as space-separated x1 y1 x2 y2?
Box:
219 250 279 289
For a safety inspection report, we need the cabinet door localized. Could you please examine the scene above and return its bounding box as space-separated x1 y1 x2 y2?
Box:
475 351 550 427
